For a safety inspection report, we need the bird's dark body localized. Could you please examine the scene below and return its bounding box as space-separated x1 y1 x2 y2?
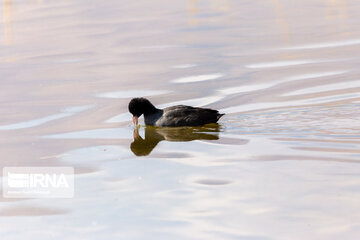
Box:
153 105 223 127
129 98 224 127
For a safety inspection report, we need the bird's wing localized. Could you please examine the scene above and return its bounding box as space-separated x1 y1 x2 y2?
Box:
160 105 221 126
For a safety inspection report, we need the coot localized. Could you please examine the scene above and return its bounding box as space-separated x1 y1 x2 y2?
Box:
128 98 224 127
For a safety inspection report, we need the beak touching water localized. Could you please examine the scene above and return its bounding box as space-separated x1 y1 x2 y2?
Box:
132 116 138 125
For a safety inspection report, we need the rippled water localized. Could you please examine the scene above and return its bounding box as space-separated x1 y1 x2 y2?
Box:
1 0 360 239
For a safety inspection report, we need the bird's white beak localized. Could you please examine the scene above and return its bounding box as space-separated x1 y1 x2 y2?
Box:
132 116 138 125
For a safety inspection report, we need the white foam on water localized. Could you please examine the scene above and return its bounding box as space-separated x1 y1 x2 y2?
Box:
284 70 348 82
284 80 360 96
307 92 360 104
96 90 169 99
105 112 132 123
222 93 360 114
141 45 186 49
245 60 319 69
219 71 348 95
63 105 94 113
0 113 72 130
0 105 94 130
171 64 197 69
219 83 274 95
43 128 131 139
172 73 224 83
282 39 360 50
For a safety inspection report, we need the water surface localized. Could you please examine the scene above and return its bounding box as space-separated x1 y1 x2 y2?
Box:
1 0 360 239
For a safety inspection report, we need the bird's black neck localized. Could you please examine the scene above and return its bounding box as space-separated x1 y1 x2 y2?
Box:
143 101 159 115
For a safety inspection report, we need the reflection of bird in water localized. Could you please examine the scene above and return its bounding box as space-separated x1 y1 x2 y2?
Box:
131 124 222 156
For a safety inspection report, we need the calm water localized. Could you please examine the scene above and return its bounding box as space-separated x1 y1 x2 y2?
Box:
1 0 360 239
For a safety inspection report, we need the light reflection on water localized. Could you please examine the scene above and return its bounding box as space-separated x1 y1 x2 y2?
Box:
1 0 360 239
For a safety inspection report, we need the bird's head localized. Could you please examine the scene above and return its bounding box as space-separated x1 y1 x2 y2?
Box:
128 98 156 125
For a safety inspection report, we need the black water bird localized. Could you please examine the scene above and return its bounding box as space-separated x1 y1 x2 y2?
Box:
128 98 224 127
